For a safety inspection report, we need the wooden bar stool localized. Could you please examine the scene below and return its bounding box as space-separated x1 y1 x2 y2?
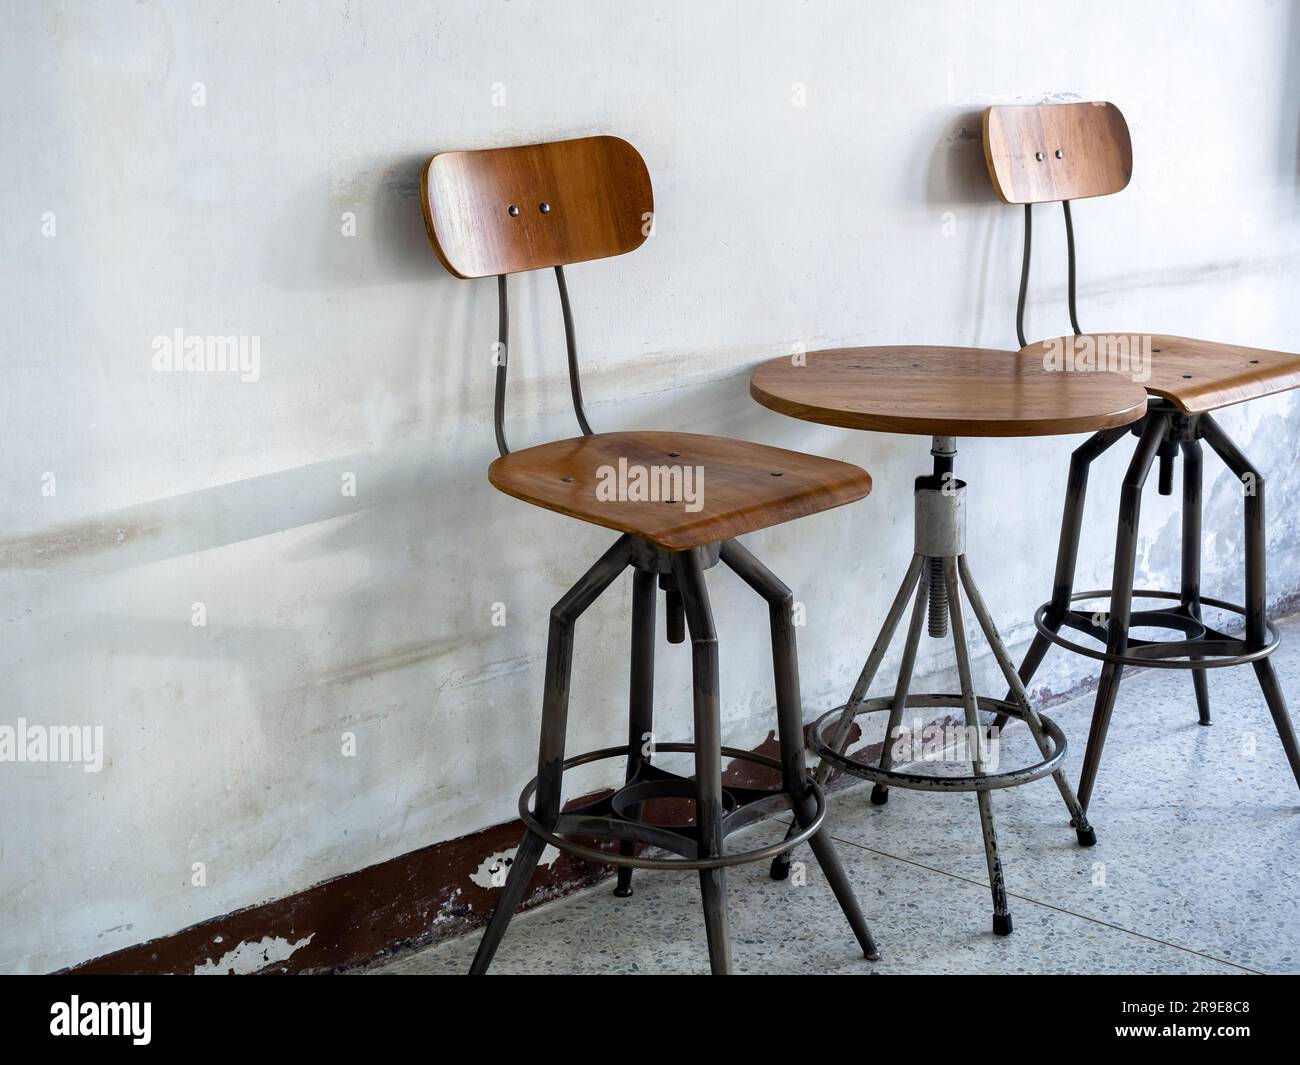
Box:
421 135 879 974
982 101 1300 811
750 348 1148 932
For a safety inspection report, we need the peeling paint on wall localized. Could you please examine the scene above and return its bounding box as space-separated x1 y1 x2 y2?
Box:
193 934 315 976
470 845 560 890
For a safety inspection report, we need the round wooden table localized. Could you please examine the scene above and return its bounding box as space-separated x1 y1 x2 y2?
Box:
750 345 1147 437
752 346 1149 935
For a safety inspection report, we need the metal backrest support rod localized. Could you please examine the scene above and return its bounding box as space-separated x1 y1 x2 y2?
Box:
492 266 596 457
1015 204 1033 349
1015 201 1084 350
1062 200 1082 337
555 265 594 438
494 274 511 457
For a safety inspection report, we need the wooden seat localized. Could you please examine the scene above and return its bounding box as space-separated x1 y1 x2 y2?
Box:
750 346 1148 438
1022 334 1300 414
490 431 871 550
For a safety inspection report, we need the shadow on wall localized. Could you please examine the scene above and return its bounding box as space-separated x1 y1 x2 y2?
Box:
258 151 437 291
248 145 506 512
0 134 554 715
258 129 634 292
919 107 1005 346
923 109 993 208
0 435 517 692
0 136 656 829
0 141 665 722
0 444 446 576
255 140 654 455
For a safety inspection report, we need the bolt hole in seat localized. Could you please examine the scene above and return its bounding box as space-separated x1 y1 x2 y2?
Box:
421 134 878 974
981 100 1300 805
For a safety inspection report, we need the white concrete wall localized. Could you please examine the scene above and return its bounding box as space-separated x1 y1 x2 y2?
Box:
2 0 1298 973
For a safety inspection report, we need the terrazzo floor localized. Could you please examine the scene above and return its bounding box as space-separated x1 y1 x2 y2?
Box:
366 614 1300 975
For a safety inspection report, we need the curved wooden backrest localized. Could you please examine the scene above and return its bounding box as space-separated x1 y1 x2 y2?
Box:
983 102 1132 204
421 135 653 278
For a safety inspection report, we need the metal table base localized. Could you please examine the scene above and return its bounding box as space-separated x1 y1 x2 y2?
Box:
771 436 1095 935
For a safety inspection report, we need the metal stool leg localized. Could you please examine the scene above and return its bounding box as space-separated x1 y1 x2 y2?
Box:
614 568 657 897
768 554 924 879
945 557 1011 935
722 540 880 960
469 536 633 975
871 563 929 806
1254 660 1300 789
1180 438 1212 726
997 631 1053 733
1201 416 1300 793
467 832 548 977
1077 413 1169 813
996 425 1131 730
959 556 1096 846
673 546 731 974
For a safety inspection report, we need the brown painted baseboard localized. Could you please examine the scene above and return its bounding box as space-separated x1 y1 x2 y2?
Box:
62 731 818 975
64 814 610 975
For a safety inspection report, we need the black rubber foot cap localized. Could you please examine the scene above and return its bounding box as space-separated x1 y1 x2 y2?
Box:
769 855 791 881
1198 719 1213 727
870 784 890 806
1076 826 1097 847
864 947 881 962
613 884 634 898
993 913 1013 936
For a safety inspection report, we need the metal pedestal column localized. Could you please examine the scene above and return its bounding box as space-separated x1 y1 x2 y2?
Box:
771 437 1095 935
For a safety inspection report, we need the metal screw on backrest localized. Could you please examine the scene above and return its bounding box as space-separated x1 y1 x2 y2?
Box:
539 201 551 214
1055 149 1064 159
507 204 519 217
1035 151 1044 162
927 556 948 638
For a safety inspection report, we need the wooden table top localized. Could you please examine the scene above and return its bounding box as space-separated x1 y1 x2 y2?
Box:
750 346 1149 438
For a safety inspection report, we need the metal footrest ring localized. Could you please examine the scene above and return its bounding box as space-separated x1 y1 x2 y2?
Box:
517 742 826 871
1035 589 1279 670
810 693 1067 793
